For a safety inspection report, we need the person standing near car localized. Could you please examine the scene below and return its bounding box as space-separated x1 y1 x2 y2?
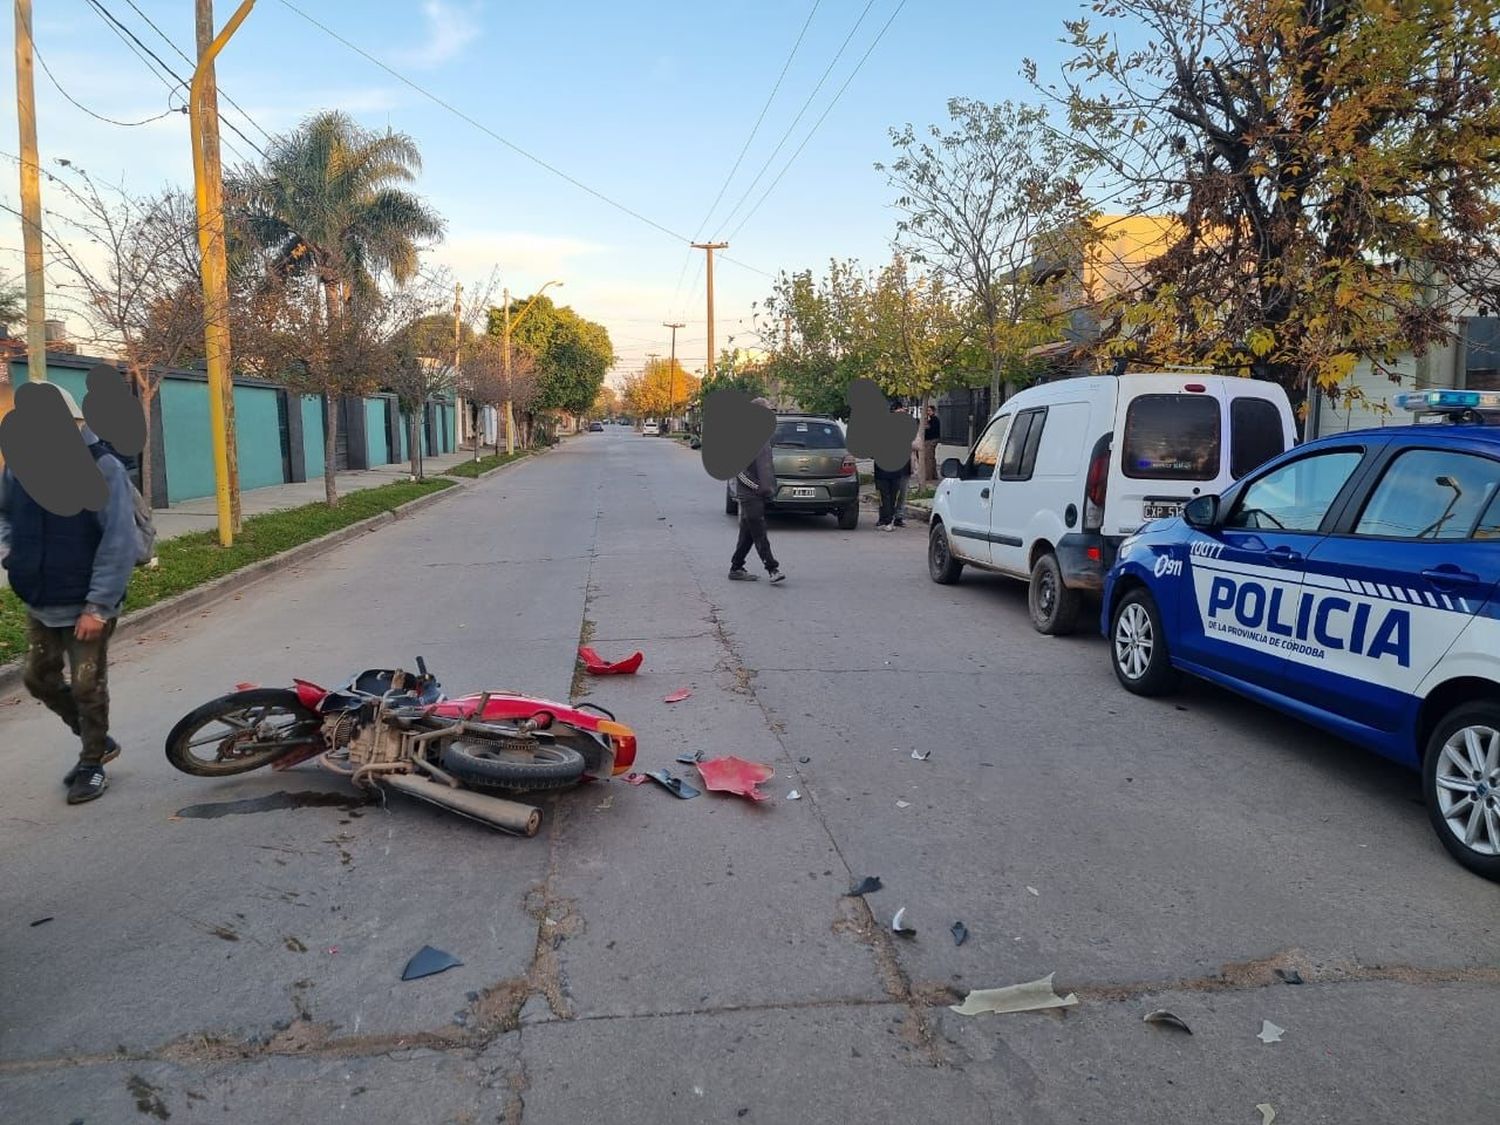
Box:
730 398 785 583
0 385 136 804
921 405 941 483
882 401 915 530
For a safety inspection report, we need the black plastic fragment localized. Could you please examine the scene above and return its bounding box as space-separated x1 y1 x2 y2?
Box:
645 769 701 799
1275 968 1304 985
402 945 463 981
30 917 54 927
950 921 968 946
846 876 882 896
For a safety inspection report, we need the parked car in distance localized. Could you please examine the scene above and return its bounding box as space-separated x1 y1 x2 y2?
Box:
928 372 1296 635
642 420 660 436
1102 388 1500 879
588 420 604 432
725 413 860 529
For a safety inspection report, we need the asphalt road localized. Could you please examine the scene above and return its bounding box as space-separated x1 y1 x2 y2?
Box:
2 426 1496 1124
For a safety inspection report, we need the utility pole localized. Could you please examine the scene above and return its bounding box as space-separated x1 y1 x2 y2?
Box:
692 242 728 383
663 321 684 432
501 287 514 456
456 282 479 462
13 0 45 388
192 0 253 544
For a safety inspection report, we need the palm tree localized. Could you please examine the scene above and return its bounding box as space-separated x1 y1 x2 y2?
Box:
233 110 444 503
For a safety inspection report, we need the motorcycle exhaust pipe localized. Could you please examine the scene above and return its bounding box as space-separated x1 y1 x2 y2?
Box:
383 773 542 837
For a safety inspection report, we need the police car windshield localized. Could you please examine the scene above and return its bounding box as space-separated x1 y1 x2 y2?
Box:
773 420 844 449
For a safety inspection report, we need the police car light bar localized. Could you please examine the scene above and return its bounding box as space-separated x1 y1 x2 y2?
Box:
1393 389 1500 412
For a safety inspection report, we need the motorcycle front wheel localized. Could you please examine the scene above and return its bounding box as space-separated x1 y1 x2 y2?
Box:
165 688 322 777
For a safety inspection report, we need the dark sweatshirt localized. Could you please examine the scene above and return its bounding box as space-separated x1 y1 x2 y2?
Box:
735 440 776 500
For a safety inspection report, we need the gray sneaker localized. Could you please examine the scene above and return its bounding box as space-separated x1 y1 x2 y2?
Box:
728 568 759 581
768 570 786 584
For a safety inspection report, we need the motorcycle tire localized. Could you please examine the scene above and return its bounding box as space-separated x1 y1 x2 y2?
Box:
165 688 321 777
441 737 587 792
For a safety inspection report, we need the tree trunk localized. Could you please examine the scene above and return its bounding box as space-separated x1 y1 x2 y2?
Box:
324 391 339 506
472 402 481 462
408 408 421 480
139 389 154 507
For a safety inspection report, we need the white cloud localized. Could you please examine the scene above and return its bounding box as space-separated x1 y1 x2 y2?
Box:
397 1 483 69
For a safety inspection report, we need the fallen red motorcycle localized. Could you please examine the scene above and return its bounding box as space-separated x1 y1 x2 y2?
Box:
164 657 637 836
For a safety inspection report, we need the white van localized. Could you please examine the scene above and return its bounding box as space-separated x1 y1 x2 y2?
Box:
927 373 1296 634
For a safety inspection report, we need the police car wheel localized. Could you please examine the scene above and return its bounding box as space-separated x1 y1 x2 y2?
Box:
1423 704 1500 880
928 522 962 584
1110 588 1177 697
1029 553 1079 636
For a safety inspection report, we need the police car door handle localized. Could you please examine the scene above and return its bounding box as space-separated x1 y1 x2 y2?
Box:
1264 545 1302 567
1421 566 1480 589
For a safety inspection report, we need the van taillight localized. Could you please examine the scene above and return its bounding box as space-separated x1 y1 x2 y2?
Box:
1185 383 1206 393
1084 441 1110 530
838 455 857 476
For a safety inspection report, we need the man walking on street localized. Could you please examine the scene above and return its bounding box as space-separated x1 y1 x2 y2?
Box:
922 405 941 484
882 401 914 530
730 398 784 583
0 385 137 804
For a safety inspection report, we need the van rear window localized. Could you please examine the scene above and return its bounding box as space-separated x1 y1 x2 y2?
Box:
1230 397 1286 479
1122 394 1221 480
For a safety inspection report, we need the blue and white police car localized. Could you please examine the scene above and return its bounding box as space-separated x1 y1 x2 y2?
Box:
1101 390 1500 879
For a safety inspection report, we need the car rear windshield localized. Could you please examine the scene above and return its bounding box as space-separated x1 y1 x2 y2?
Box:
773 419 845 449
1122 394 1221 480
1230 397 1286 479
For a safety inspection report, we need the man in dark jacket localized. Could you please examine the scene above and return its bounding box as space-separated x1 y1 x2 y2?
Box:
0 385 137 804
729 398 784 583
876 402 914 531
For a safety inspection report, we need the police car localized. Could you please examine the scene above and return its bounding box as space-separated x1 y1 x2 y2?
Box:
1101 389 1500 879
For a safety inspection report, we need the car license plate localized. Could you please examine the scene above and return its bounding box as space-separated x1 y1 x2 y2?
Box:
789 487 817 498
1143 501 1184 520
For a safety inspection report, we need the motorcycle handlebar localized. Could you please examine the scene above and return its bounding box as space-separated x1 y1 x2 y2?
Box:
416 655 428 677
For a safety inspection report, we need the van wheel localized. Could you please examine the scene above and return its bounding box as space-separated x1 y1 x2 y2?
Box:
1109 588 1178 696
1029 553 1079 635
837 504 859 530
928 523 962 584
1423 703 1500 881
725 490 738 516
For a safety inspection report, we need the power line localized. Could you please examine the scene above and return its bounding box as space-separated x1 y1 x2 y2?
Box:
33 41 177 128
727 0 908 243
712 0 878 239
120 0 275 143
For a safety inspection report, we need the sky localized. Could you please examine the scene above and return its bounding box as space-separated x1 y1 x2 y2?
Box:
0 0 1088 386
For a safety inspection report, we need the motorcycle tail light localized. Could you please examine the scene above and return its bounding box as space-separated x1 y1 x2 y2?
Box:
839 455 857 476
595 720 637 772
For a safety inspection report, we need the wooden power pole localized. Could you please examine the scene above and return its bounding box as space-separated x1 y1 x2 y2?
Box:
663 321 684 431
13 0 45 388
691 242 728 382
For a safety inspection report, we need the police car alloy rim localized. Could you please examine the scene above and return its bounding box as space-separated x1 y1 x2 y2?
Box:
1434 724 1500 857
1114 602 1154 681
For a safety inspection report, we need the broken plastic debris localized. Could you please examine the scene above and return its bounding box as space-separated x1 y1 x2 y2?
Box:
950 921 968 947
577 646 644 676
1274 968 1304 985
787 790 801 800
664 688 693 704
29 917 53 927
1143 1009 1192 1034
675 750 704 765
891 907 916 936
949 974 1079 1017
895 800 911 809
645 769 701 799
1256 1105 1276 1125
911 749 931 761
847 876 882 896
1025 886 1040 897
1257 1020 1285 1044
798 755 811 764
402 945 464 981
623 772 650 786
695 756 774 801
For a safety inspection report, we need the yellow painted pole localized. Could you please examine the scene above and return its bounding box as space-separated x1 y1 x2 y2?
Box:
14 0 46 385
189 0 255 547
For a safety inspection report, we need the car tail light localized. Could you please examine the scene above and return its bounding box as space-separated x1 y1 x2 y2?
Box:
1184 383 1206 393
838 455 857 476
1084 442 1110 530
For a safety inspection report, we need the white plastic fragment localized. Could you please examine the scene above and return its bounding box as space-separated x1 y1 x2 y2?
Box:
1026 886 1040 897
950 973 1078 1016
911 749 931 761
891 907 916 935
1257 1020 1285 1044
896 800 911 809
787 790 801 800
1256 1105 1276 1125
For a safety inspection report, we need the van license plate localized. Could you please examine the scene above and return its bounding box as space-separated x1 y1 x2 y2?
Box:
789 487 817 498
1143 502 1184 520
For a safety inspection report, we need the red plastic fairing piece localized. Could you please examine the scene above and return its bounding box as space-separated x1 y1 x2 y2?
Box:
578 646 644 676
695 756 775 802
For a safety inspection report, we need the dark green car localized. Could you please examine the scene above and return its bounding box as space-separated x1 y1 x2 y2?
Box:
725 414 860 529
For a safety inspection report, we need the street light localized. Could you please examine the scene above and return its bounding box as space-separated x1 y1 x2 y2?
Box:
501 279 563 455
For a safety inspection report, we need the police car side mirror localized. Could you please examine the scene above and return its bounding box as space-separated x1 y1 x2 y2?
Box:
1183 495 1220 528
940 457 964 480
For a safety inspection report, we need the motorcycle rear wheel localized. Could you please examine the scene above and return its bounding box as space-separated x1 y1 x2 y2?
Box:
165 689 321 777
441 736 586 791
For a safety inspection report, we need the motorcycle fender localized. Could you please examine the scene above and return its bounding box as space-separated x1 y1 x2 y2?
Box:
293 679 328 710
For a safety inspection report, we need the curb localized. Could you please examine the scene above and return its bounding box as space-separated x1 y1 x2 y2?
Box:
0 453 536 696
